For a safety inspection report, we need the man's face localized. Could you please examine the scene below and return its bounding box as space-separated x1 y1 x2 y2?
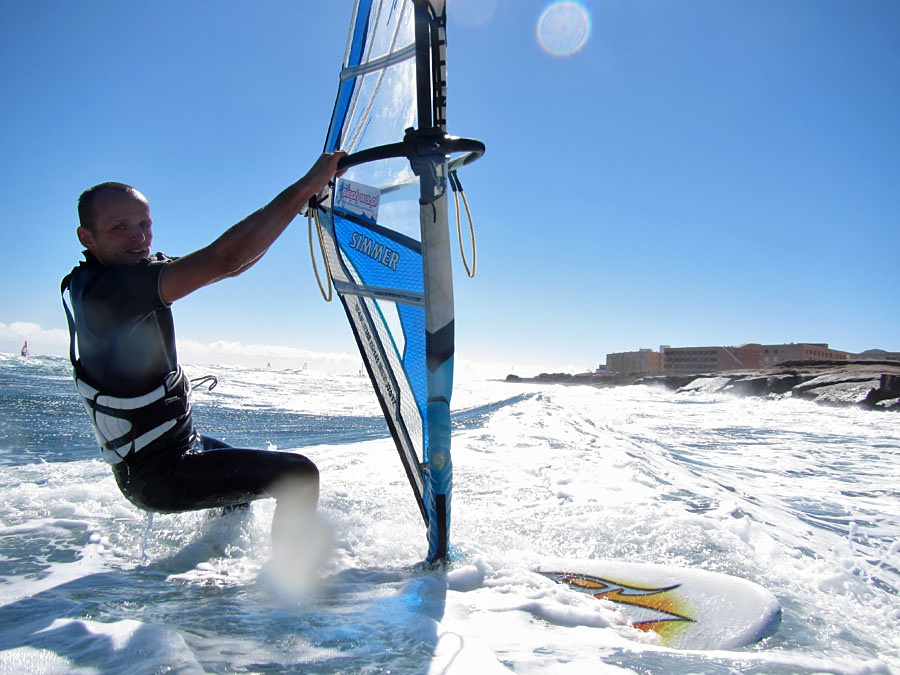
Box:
78 188 153 267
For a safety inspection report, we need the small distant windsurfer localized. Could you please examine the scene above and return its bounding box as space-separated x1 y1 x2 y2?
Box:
61 151 345 543
21 341 28 357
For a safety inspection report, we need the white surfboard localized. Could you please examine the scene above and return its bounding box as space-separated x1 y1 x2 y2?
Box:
537 559 781 650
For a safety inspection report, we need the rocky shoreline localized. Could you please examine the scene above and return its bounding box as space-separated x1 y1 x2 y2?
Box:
506 361 900 412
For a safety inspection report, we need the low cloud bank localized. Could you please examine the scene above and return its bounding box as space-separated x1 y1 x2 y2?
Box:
0 322 69 356
2 321 577 380
177 338 361 374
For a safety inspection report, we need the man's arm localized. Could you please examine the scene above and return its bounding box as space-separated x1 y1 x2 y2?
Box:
159 151 345 304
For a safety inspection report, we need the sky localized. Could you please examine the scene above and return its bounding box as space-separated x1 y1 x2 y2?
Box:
1 0 898 375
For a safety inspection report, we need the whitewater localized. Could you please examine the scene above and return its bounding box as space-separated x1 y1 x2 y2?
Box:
1 353 898 674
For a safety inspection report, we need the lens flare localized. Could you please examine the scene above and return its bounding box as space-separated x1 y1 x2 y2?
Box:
537 1 592 57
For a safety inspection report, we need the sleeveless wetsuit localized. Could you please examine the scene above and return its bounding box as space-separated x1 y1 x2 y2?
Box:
62 251 318 513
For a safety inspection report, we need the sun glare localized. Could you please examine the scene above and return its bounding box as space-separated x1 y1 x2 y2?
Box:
537 1 592 57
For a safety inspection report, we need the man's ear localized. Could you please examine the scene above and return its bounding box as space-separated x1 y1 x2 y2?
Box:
77 226 95 250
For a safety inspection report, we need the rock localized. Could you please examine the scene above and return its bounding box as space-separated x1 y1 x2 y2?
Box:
634 375 696 390
723 376 769 396
536 372 574 382
792 376 883 407
766 373 804 395
789 371 900 409
505 362 900 412
677 376 734 394
723 373 800 396
875 397 899 411
642 363 900 411
863 374 900 410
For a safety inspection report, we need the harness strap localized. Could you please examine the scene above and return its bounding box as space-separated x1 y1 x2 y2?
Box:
76 369 190 459
61 272 191 464
60 273 79 370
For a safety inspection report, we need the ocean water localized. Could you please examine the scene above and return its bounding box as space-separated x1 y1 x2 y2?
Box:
1 352 898 674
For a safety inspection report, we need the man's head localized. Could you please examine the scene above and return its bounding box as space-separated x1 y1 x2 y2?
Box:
77 182 153 267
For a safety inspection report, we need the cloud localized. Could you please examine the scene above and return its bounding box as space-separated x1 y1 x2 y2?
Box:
0 320 363 372
0 321 69 356
2 322 581 379
176 337 361 373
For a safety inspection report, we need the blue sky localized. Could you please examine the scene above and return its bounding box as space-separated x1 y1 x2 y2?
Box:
1 0 898 374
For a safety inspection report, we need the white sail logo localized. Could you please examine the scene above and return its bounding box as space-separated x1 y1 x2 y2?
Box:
335 179 381 223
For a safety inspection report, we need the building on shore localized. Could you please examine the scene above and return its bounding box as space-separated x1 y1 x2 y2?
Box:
605 343 853 376
663 344 765 373
606 349 664 376
854 349 900 363
761 343 849 366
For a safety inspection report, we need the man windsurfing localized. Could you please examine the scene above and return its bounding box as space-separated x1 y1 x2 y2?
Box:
62 151 345 545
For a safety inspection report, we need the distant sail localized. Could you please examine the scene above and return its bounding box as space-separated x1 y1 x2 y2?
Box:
312 0 483 563
21 341 28 357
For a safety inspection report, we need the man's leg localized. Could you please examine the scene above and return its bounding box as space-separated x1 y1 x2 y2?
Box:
118 437 319 514
174 441 319 512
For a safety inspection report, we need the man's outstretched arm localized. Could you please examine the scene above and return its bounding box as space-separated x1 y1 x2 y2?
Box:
160 151 345 304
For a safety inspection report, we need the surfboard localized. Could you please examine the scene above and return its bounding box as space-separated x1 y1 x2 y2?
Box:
537 558 781 650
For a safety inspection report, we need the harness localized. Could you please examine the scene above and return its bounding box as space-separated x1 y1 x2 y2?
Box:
61 272 192 465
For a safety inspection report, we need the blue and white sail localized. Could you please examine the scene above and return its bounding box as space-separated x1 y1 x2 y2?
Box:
313 0 483 563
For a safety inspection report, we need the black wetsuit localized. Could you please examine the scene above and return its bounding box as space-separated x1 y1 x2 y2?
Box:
63 251 318 513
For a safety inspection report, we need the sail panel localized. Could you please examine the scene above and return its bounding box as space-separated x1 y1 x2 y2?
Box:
318 0 457 562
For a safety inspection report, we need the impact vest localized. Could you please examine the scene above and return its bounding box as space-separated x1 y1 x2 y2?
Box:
61 270 192 465
75 366 191 464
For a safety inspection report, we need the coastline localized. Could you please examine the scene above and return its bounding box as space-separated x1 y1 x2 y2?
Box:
505 360 900 412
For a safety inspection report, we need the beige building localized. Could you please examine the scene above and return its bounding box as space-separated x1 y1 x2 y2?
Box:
760 343 849 366
854 350 900 363
661 342 850 373
608 342 857 376
606 349 664 375
663 344 763 374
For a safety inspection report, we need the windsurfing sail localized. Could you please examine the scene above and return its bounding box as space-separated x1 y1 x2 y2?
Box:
312 0 483 564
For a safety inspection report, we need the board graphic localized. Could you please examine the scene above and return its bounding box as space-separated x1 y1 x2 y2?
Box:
538 559 781 650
